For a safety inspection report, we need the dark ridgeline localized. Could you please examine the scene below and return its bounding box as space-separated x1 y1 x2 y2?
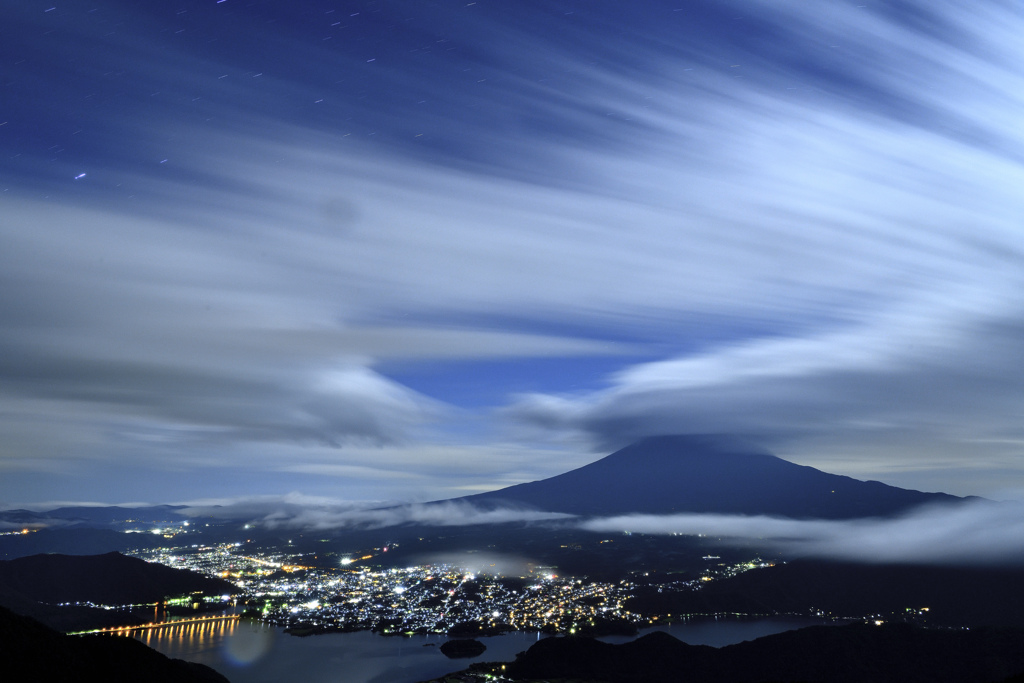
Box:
0 551 236 605
500 623 1024 683
457 434 965 518
0 552 237 632
0 526 169 561
0 504 189 533
0 605 229 683
30 505 190 526
0 505 191 561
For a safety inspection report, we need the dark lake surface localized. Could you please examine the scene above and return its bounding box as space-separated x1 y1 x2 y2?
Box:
135 615 834 683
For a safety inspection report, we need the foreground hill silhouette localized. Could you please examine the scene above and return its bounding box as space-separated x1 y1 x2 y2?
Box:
0 552 237 631
459 435 964 518
0 605 229 682
494 622 1024 683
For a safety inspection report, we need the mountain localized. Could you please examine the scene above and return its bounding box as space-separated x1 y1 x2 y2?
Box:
490 622 1024 683
458 435 964 519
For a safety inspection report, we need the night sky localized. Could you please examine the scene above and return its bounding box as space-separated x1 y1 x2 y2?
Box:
3 0 1024 509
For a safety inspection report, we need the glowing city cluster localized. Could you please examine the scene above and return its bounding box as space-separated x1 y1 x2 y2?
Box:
127 537 780 637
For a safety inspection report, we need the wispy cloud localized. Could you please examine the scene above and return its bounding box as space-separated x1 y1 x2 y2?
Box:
581 500 1024 565
2 1 1023 503
182 496 573 531
183 495 1024 567
260 502 574 531
406 551 539 577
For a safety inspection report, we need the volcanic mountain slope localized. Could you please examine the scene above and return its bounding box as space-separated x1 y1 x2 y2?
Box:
457 435 964 519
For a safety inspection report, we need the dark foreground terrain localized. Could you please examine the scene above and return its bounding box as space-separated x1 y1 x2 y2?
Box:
0 605 229 683
0 551 237 632
433 622 1024 683
629 559 1024 628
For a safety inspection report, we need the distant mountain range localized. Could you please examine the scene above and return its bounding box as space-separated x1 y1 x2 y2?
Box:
0 506 217 561
458 435 965 519
0 505 189 530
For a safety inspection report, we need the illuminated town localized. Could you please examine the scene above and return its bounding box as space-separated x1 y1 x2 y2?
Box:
124 530 776 637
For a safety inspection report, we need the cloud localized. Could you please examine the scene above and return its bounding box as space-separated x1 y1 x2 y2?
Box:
3 1 1024 503
0 160 645 450
185 495 1024 567
257 501 574 531
180 495 573 531
180 497 573 532
477 3 1024 488
405 551 538 577
180 492 372 522
507 293 1024 492
580 500 1024 566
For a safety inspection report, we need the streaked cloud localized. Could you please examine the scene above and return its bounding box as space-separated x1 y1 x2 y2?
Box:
1 1 1023 503
406 552 538 577
183 496 573 531
581 500 1024 565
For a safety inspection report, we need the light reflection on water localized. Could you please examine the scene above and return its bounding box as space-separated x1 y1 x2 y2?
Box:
132 616 252 661
125 615 832 683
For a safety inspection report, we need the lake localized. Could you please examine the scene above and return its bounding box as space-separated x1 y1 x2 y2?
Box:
133 615 835 683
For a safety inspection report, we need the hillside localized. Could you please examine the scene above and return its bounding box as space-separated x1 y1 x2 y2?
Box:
0 552 237 632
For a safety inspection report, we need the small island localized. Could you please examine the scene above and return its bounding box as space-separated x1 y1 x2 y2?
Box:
439 638 487 659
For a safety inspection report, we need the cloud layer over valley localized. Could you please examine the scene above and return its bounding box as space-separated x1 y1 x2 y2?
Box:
581 500 1024 566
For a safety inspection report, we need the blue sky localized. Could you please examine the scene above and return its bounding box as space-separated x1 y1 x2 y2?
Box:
2 0 1024 507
